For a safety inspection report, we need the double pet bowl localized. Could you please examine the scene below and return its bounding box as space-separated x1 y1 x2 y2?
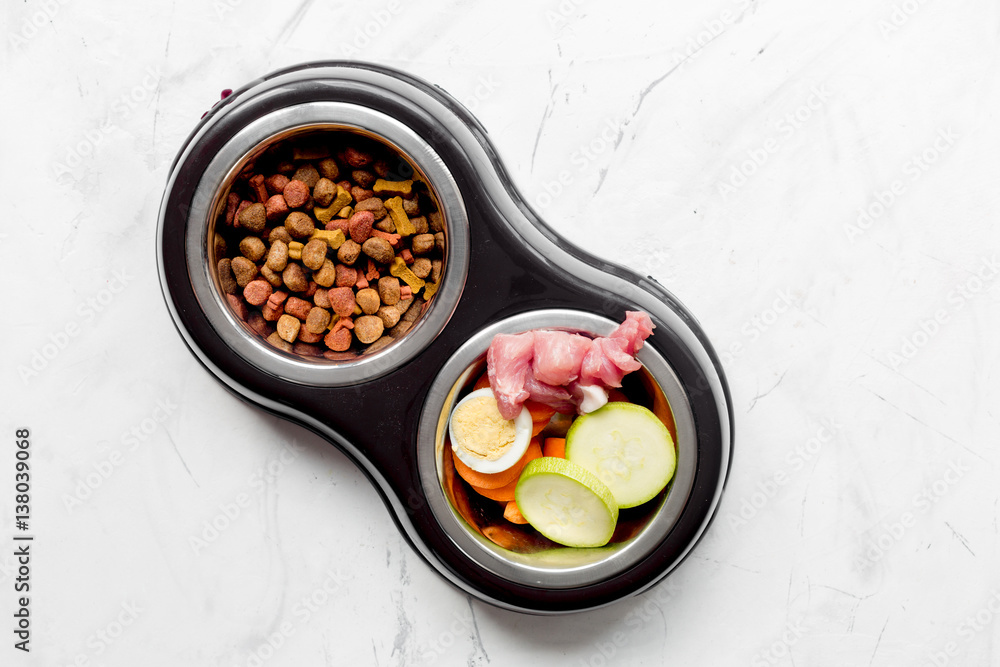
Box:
156 62 733 614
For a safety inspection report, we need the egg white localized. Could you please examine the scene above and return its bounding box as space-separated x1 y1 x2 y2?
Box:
448 388 533 474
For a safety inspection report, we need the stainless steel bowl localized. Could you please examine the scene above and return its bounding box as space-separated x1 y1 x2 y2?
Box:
186 103 470 385
418 309 697 588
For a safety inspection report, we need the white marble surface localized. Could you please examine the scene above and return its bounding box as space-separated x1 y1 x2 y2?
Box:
2 0 999 664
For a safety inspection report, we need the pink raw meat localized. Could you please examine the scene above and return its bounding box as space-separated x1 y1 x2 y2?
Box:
486 332 535 419
487 311 655 418
531 330 592 386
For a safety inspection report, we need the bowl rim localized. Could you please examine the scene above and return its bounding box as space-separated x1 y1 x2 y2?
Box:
186 101 471 386
417 308 697 589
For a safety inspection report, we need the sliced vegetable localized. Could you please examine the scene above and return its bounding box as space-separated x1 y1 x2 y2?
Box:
515 457 618 548
453 437 541 489
467 439 542 501
565 402 676 509
542 437 566 459
503 500 529 524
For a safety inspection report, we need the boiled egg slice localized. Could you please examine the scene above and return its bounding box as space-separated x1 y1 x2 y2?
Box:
448 388 533 474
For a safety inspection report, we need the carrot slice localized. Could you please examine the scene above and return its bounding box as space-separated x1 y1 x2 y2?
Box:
453 438 542 489
607 389 629 403
524 400 556 424
473 372 491 391
468 439 542 501
504 500 529 524
542 437 566 458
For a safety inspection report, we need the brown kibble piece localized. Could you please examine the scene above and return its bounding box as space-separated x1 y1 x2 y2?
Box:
344 147 371 167
389 320 412 338
297 328 324 344
276 314 301 343
282 263 308 292
305 307 332 334
301 238 328 270
247 311 269 336
231 256 258 287
313 288 330 308
238 203 266 233
354 315 384 344
226 294 248 321
435 232 445 254
313 178 336 207
373 218 396 233
376 305 401 329
284 211 315 239
213 233 227 259
364 335 395 354
402 197 420 216
328 287 356 318
428 211 444 232
431 259 442 283
355 197 387 220
291 165 320 188
318 158 340 181
348 210 374 243
283 180 310 208
410 216 429 235
265 194 289 221
335 264 358 287
243 279 273 306
260 264 283 288
410 257 432 279
293 341 323 356
377 276 400 306
324 327 352 352
268 226 292 245
351 186 374 202
224 193 240 226
265 174 290 195
267 331 293 352
313 258 337 287
266 240 289 272
352 170 376 188
218 258 239 294
411 234 435 255
337 239 362 265
239 236 266 261
362 237 394 264
356 288 380 314
285 297 312 321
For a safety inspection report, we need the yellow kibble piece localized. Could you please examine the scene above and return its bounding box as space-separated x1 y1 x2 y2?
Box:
310 228 346 250
389 256 425 293
352 303 363 316
287 241 304 261
423 281 439 299
336 205 354 219
373 179 413 197
314 186 353 223
384 197 415 236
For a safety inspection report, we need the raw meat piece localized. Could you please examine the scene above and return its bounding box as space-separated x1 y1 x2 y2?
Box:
486 332 535 419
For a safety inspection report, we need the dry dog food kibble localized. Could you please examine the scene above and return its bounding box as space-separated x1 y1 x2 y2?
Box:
214 132 446 359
